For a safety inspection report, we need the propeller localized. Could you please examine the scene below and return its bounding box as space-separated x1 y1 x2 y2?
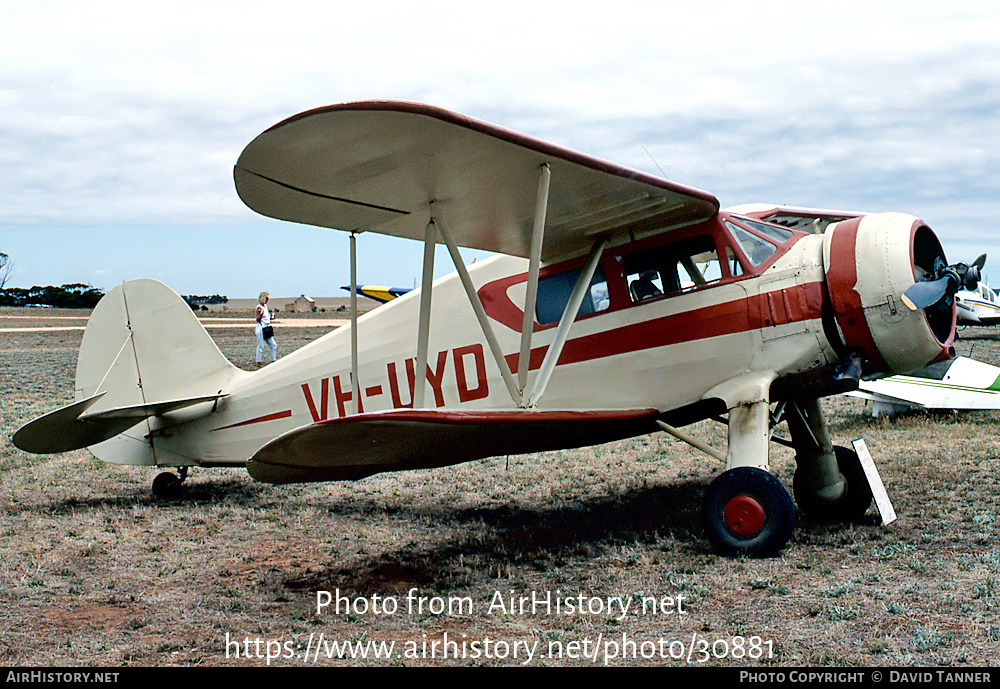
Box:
902 253 985 311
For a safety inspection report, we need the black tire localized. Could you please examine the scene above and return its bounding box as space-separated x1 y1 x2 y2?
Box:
152 471 183 500
702 467 796 558
793 445 873 521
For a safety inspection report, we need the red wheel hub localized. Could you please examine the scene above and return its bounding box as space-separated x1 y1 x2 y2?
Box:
724 494 766 537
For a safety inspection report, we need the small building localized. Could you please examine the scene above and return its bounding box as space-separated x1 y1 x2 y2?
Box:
285 294 316 313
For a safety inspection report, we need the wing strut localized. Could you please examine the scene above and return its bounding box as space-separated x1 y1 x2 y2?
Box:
433 209 522 406
349 232 361 414
416 166 602 411
413 219 437 409
413 164 551 409
518 164 550 397
526 236 608 408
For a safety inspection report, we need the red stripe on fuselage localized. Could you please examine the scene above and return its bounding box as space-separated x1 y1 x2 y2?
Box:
211 409 293 432
504 281 827 373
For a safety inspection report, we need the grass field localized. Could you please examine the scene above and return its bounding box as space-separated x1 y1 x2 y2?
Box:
2 308 1000 667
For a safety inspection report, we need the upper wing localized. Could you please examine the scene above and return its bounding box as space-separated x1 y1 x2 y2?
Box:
234 101 719 262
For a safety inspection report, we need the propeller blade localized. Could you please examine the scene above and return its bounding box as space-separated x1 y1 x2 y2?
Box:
974 253 987 270
902 276 951 311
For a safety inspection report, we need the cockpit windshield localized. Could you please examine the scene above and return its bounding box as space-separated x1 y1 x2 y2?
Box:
725 217 795 267
726 221 776 266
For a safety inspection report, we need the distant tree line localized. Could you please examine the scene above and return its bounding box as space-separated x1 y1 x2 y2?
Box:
0 283 105 308
182 294 229 311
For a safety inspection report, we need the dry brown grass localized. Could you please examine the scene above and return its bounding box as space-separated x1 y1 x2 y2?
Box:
2 310 1000 667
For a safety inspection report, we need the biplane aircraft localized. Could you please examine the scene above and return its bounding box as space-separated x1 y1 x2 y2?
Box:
13 101 984 557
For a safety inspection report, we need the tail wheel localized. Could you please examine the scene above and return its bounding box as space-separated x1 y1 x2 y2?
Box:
152 470 185 500
703 467 795 557
793 445 873 521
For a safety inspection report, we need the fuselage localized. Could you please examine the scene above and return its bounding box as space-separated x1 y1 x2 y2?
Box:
142 210 952 469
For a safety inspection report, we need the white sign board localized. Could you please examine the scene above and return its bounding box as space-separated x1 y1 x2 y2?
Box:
852 438 897 526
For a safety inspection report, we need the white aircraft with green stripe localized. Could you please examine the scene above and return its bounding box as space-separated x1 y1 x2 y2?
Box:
850 356 1000 416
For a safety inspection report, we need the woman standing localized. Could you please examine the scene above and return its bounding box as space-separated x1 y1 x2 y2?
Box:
255 291 277 368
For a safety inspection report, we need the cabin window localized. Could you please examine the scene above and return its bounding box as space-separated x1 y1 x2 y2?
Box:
726 221 778 266
623 234 724 303
535 265 609 325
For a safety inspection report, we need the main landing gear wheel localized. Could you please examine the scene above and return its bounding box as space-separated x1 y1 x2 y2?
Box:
152 468 187 500
794 445 873 522
702 467 796 558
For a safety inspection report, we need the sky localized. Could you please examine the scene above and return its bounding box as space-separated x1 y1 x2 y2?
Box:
3 0 999 298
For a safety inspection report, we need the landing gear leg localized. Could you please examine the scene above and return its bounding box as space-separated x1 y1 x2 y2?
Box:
725 400 771 471
152 467 188 500
787 399 872 521
702 399 795 557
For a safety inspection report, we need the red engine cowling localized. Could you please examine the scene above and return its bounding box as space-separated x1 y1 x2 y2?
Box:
823 212 954 376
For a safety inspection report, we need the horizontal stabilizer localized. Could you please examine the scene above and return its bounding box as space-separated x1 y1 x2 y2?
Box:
13 393 130 454
13 392 226 454
80 394 225 421
247 408 659 484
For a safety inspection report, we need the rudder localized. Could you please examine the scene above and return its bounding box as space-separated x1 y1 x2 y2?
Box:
76 279 241 408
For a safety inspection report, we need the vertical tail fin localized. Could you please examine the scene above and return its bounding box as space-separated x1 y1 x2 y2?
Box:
76 279 242 407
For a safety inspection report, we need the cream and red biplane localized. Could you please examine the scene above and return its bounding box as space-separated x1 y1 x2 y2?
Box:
13 101 981 557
